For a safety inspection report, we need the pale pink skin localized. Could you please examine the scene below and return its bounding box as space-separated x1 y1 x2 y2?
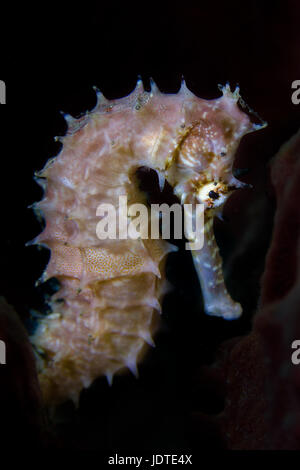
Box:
30 80 264 404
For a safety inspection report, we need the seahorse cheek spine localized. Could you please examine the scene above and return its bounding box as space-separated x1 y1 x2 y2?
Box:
30 80 264 405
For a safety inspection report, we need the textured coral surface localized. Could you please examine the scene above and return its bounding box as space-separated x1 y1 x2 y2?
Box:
195 129 300 450
254 129 300 448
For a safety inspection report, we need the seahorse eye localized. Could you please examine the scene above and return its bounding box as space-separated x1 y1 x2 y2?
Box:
208 190 219 200
196 181 229 210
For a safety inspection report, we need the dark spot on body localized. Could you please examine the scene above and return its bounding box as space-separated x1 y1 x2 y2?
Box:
221 118 234 140
88 334 94 344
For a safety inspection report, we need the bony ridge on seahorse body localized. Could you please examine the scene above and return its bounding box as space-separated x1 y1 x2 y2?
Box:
29 78 266 405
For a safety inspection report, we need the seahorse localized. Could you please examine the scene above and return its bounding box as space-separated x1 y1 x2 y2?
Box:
29 79 265 405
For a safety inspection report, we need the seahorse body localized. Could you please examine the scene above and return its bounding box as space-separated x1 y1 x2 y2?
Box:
30 80 265 405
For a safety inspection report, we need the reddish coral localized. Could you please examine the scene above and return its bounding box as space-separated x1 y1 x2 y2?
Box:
0 298 44 449
209 129 300 449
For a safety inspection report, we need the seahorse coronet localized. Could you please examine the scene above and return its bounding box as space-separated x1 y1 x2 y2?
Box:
30 78 266 405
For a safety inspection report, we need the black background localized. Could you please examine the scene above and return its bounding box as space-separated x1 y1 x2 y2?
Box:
0 0 300 453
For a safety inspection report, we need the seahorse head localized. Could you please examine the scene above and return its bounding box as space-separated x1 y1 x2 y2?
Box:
173 84 265 213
